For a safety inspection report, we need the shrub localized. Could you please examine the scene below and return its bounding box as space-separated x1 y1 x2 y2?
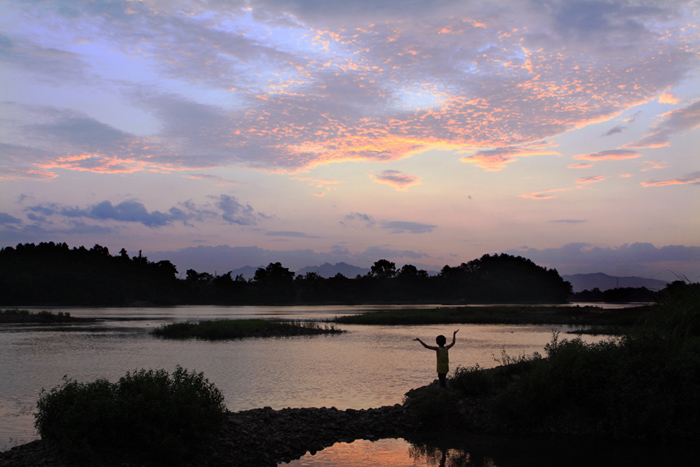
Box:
639 280 700 338
491 333 700 439
35 366 226 466
450 364 493 397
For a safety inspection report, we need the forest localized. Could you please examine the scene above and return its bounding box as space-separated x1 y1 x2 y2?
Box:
1 241 575 306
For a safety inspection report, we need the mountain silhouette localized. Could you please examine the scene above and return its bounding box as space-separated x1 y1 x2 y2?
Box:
562 273 668 292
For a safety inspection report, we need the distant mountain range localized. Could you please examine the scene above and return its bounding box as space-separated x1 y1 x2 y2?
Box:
296 262 370 278
230 263 667 293
229 262 371 280
561 273 668 293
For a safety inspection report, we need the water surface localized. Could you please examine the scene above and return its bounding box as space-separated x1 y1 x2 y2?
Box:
0 305 613 453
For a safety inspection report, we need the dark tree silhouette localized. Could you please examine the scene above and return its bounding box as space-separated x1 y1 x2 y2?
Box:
0 243 575 306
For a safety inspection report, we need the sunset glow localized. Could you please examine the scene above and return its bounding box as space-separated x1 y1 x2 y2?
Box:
1 0 699 280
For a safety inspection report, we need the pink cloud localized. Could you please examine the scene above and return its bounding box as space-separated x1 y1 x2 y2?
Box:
626 100 700 149
372 170 421 190
0 167 58 181
641 172 700 187
519 187 574 200
641 161 669 171
460 147 559 171
576 175 606 184
573 149 640 161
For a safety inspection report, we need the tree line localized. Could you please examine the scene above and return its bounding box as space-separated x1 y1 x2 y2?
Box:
0 242 574 306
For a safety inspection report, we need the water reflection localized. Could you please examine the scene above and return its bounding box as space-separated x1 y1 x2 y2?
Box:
409 443 484 467
288 434 695 467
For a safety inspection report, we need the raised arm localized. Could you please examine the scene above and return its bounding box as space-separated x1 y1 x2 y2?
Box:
444 329 459 349
414 338 438 351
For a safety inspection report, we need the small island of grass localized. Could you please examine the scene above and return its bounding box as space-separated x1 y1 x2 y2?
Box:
151 318 344 340
0 309 91 324
332 305 650 328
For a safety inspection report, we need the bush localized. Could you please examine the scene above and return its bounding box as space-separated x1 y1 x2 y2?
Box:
489 333 700 439
35 366 226 466
450 364 493 397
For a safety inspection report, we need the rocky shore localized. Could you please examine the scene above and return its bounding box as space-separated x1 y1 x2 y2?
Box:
0 404 416 467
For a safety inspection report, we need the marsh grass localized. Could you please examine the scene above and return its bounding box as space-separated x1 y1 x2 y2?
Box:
333 305 648 327
151 318 344 340
0 309 84 323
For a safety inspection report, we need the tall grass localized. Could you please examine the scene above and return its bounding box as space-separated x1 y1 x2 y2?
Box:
0 309 77 323
406 281 700 440
151 318 343 340
333 305 646 326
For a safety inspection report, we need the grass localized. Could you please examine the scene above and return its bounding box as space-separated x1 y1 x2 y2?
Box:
0 309 87 323
404 283 700 441
151 318 344 340
333 305 649 327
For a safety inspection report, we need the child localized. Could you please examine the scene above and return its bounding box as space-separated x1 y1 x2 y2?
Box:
414 330 459 389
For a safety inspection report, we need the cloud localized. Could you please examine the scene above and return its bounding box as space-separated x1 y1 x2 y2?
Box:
567 163 593 169
0 142 61 180
2 1 697 175
0 33 90 83
380 221 436 234
341 212 376 228
641 160 669 171
292 177 340 197
658 91 680 104
265 231 322 239
460 147 559 171
212 194 264 225
60 200 190 228
573 149 640 161
641 171 700 187
602 125 626 136
576 175 606 185
521 174 608 199
372 170 421 190
0 212 22 224
626 100 700 149
519 187 575 200
507 242 700 281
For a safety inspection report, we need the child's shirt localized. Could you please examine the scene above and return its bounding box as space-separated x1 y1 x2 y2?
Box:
436 347 449 374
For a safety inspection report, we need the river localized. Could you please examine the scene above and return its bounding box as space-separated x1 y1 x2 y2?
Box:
2 304 689 466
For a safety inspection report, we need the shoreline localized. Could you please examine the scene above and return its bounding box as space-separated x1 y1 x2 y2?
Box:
2 385 695 467
0 404 413 467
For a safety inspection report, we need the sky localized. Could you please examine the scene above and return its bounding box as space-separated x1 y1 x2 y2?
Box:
1 0 699 281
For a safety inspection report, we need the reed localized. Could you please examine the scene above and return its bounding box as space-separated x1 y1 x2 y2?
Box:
151 318 344 340
0 308 78 323
333 305 648 326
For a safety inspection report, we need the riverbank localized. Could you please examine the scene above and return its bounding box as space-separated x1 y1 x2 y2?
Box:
2 378 696 466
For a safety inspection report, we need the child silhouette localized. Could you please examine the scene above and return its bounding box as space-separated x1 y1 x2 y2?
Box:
415 329 459 389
